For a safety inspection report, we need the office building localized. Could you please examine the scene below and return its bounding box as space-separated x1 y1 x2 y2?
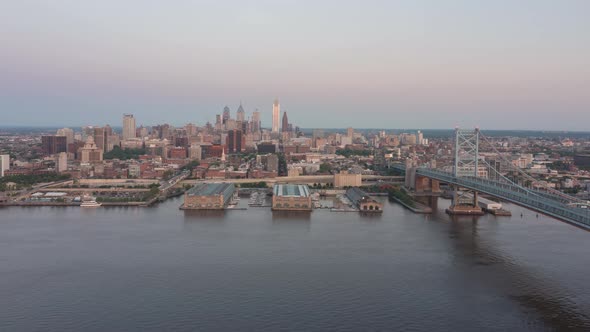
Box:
123 114 136 140
236 103 245 122
345 187 383 212
251 110 261 133
41 135 67 155
225 119 237 131
185 123 198 137
189 145 202 161
56 152 68 173
417 130 424 145
93 127 106 152
0 154 9 177
138 126 149 138
226 129 244 154
56 128 75 145
272 99 280 133
222 106 231 124
183 183 236 210
272 184 312 211
347 127 354 137
78 136 103 163
282 111 289 132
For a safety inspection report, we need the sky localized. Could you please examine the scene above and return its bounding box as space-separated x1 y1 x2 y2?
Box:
1 0 589 130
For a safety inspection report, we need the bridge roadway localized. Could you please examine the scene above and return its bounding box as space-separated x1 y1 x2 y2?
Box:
181 175 403 185
393 165 590 230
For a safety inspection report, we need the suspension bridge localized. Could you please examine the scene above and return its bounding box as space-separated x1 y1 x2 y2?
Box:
392 128 590 230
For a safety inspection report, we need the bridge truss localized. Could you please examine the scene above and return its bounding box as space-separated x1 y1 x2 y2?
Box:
395 128 590 230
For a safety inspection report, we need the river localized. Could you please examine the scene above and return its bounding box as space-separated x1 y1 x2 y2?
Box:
1 196 589 331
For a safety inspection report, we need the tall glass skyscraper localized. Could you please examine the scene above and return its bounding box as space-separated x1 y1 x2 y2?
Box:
272 99 280 133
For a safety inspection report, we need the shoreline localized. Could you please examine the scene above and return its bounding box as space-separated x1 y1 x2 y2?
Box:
389 196 432 214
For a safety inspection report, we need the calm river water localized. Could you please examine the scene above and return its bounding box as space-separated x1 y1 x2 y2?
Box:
1 197 589 331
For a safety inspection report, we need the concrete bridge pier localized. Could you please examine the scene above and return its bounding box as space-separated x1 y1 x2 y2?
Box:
446 186 484 215
415 195 438 211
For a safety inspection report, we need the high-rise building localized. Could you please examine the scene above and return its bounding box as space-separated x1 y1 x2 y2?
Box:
281 112 289 132
82 126 94 140
41 135 67 155
226 129 243 154
236 103 245 122
56 128 75 145
78 136 103 163
123 114 136 140
222 106 231 124
56 152 68 173
347 127 354 137
251 110 261 133
138 126 149 138
93 127 106 152
89 125 114 153
0 154 9 177
189 145 202 161
272 99 280 133
185 123 198 137
225 119 237 131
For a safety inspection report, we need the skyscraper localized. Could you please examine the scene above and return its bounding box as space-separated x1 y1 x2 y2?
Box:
41 135 67 155
123 114 136 140
222 106 231 124
93 127 105 152
56 128 74 145
226 129 243 154
56 152 68 173
272 99 280 133
236 103 245 122
251 110 261 133
281 111 289 132
215 114 222 131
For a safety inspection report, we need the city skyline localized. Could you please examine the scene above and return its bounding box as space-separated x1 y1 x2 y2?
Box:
2 1 589 130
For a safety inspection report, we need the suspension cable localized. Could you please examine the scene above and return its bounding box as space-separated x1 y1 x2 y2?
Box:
478 132 585 204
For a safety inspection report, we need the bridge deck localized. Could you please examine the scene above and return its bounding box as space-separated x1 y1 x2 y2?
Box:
394 164 590 230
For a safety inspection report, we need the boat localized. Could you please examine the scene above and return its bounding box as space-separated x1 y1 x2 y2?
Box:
80 195 102 207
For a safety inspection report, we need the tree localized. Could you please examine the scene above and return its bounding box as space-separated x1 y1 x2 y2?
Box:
104 146 146 160
336 148 372 158
319 163 332 173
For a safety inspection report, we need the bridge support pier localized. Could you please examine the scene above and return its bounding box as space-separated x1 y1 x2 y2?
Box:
415 195 438 210
446 186 484 215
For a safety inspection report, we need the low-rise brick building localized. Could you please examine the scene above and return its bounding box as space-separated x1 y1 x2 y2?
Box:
272 184 312 211
183 183 236 210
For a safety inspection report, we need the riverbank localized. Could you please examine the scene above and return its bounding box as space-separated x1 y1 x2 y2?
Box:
389 196 432 213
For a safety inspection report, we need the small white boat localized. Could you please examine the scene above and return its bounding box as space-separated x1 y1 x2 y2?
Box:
80 195 102 208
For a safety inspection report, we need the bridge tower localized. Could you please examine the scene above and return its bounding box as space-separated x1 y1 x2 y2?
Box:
447 128 484 215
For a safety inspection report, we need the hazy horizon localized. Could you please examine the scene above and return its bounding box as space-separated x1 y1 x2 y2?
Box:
2 1 589 130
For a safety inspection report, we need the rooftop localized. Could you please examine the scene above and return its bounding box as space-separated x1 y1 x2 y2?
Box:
273 184 310 197
345 187 371 204
187 183 235 196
